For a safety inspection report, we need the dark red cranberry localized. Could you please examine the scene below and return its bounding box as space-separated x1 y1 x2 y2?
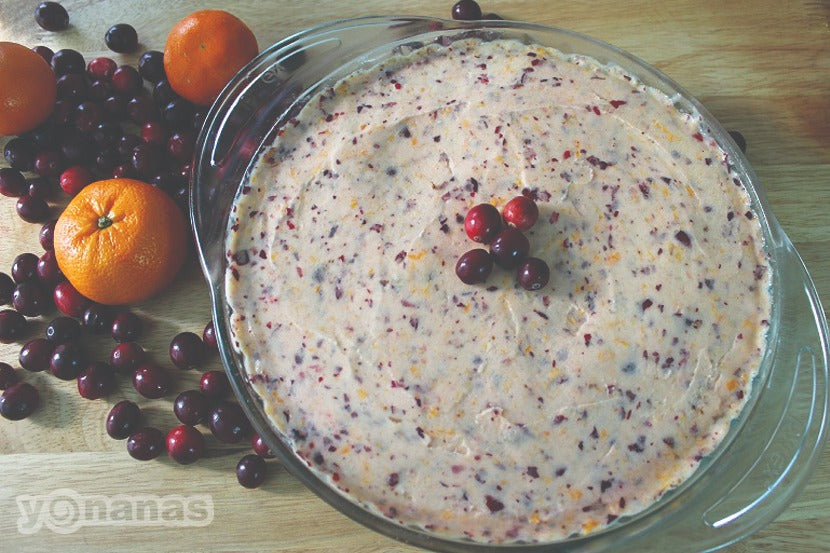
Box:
111 65 142 94
51 99 74 125
153 79 179 107
150 171 181 193
141 122 167 147
45 316 81 343
452 0 482 20
93 121 122 146
202 320 217 352
56 73 88 103
0 382 40 421
0 362 18 390
482 12 503 19
728 130 747 153
37 251 64 285
112 311 142 342
0 309 28 343
130 143 164 176
503 196 539 231
107 400 141 439
82 304 114 335
33 151 65 177
117 134 141 160
4 137 37 171
39 220 57 251
12 253 39 283
88 79 114 101
517 257 551 291
455 249 494 285
51 48 85 76
103 94 128 119
138 50 165 83
77 362 116 400
110 342 145 374
490 227 530 268
132 364 171 399
236 454 267 488
59 165 93 196
464 203 502 243
33 45 54 63
105 23 138 53
53 281 89 317
74 101 103 133
19 338 56 372
27 177 56 200
167 425 205 465
128 95 160 125
35 2 69 31
25 124 61 150
200 370 230 399
60 129 94 164
16 195 50 223
173 389 210 425
167 130 195 162
0 273 13 305
111 164 133 179
0 168 28 197
50 342 86 380
13 281 50 316
170 332 205 370
208 401 251 443
86 56 117 81
252 433 276 459
162 98 195 129
127 427 164 460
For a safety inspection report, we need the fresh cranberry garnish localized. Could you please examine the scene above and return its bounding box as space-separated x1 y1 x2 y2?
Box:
77 362 116 400
208 401 251 443
106 400 141 439
39 220 57 251
140 122 167 146
0 168 28 197
33 151 65 177
36 251 64 285
0 273 13 305
452 0 482 19
130 143 164 176
503 195 539 231
0 362 18 390
105 23 138 53
490 227 530 268
32 45 54 63
111 65 142 94
110 341 146 374
517 257 551 291
132 363 171 399
59 165 93 196
127 427 165 460
86 56 117 80
236 454 267 488
0 382 40 421
53 281 90 317
464 203 502 243
128 96 160 125
167 425 205 465
153 80 179 107
103 94 128 119
51 48 85 76
455 248 494 284
61 129 95 164
202 320 218 352
112 310 143 342
19 338 56 372
169 332 205 370
82 304 114 335
200 370 230 399
45 316 81 343
4 137 37 171
16 195 50 223
138 51 165 83
11 253 39 283
12 281 50 316
74 101 104 133
35 2 69 31
167 130 195 162
252 433 276 459
56 73 88 103
173 389 210 425
0 309 28 343
28 176 56 199
162 98 195 129
50 342 86 380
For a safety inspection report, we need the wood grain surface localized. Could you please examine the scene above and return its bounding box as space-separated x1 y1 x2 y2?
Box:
1 1 828 552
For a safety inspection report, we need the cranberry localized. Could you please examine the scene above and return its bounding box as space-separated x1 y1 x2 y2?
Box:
729 130 747 153
51 99 75 126
0 382 40 421
89 79 114 101
202 320 218 352
132 364 171 399
452 0 482 20
0 168 28 197
35 2 69 31
140 122 167 146
103 94 128 119
39 220 57 251
26 124 61 150
19 338 56 372
54 281 90 317
169 332 205 370
45 316 82 343
490 227 530 268
50 342 86 380
77 362 116 399
86 57 117 81
252 433 276 459
0 274 13 306
111 65 142 94
34 151 65 177
167 130 195 162
455 249 494 285
13 281 50 316
112 311 142 342
74 101 103 133
127 427 165 460
128 95 160 125
56 73 89 103
33 45 54 63
0 362 18 390
162 98 195 129
111 164 134 179
200 370 230 399
0 309 28 343
37 251 64 285
117 134 141 160
60 129 95 164
517 257 551 291
82 304 114 335
106 400 141 439
4 137 37 171
16 195 50 223
105 23 138 53
167 425 205 465
236 454 267 488
503 196 540 231
482 12 503 19
173 389 210 425
130 143 164 176
11 253 39 283
93 122 122 146
110 342 145 374
51 48 85 76
59 165 93 196
28 176 56 199
208 401 251 443
464 203 502 243
153 80 179 107
138 51 165 83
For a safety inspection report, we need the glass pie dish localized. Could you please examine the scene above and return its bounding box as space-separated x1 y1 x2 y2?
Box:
191 16 829 552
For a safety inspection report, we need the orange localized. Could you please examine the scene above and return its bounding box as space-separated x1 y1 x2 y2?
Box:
0 42 56 136
163 10 258 106
53 179 188 306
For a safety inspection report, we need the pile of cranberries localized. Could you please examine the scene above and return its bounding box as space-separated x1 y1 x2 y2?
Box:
457 195 551 290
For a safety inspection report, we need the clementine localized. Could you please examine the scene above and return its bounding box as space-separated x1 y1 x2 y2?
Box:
164 10 258 106
0 42 57 136
54 179 188 306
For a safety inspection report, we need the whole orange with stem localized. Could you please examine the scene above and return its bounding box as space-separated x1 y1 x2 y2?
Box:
163 10 258 106
0 42 57 136
54 179 188 306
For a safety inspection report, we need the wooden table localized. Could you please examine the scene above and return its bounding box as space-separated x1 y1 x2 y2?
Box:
1 1 828 551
